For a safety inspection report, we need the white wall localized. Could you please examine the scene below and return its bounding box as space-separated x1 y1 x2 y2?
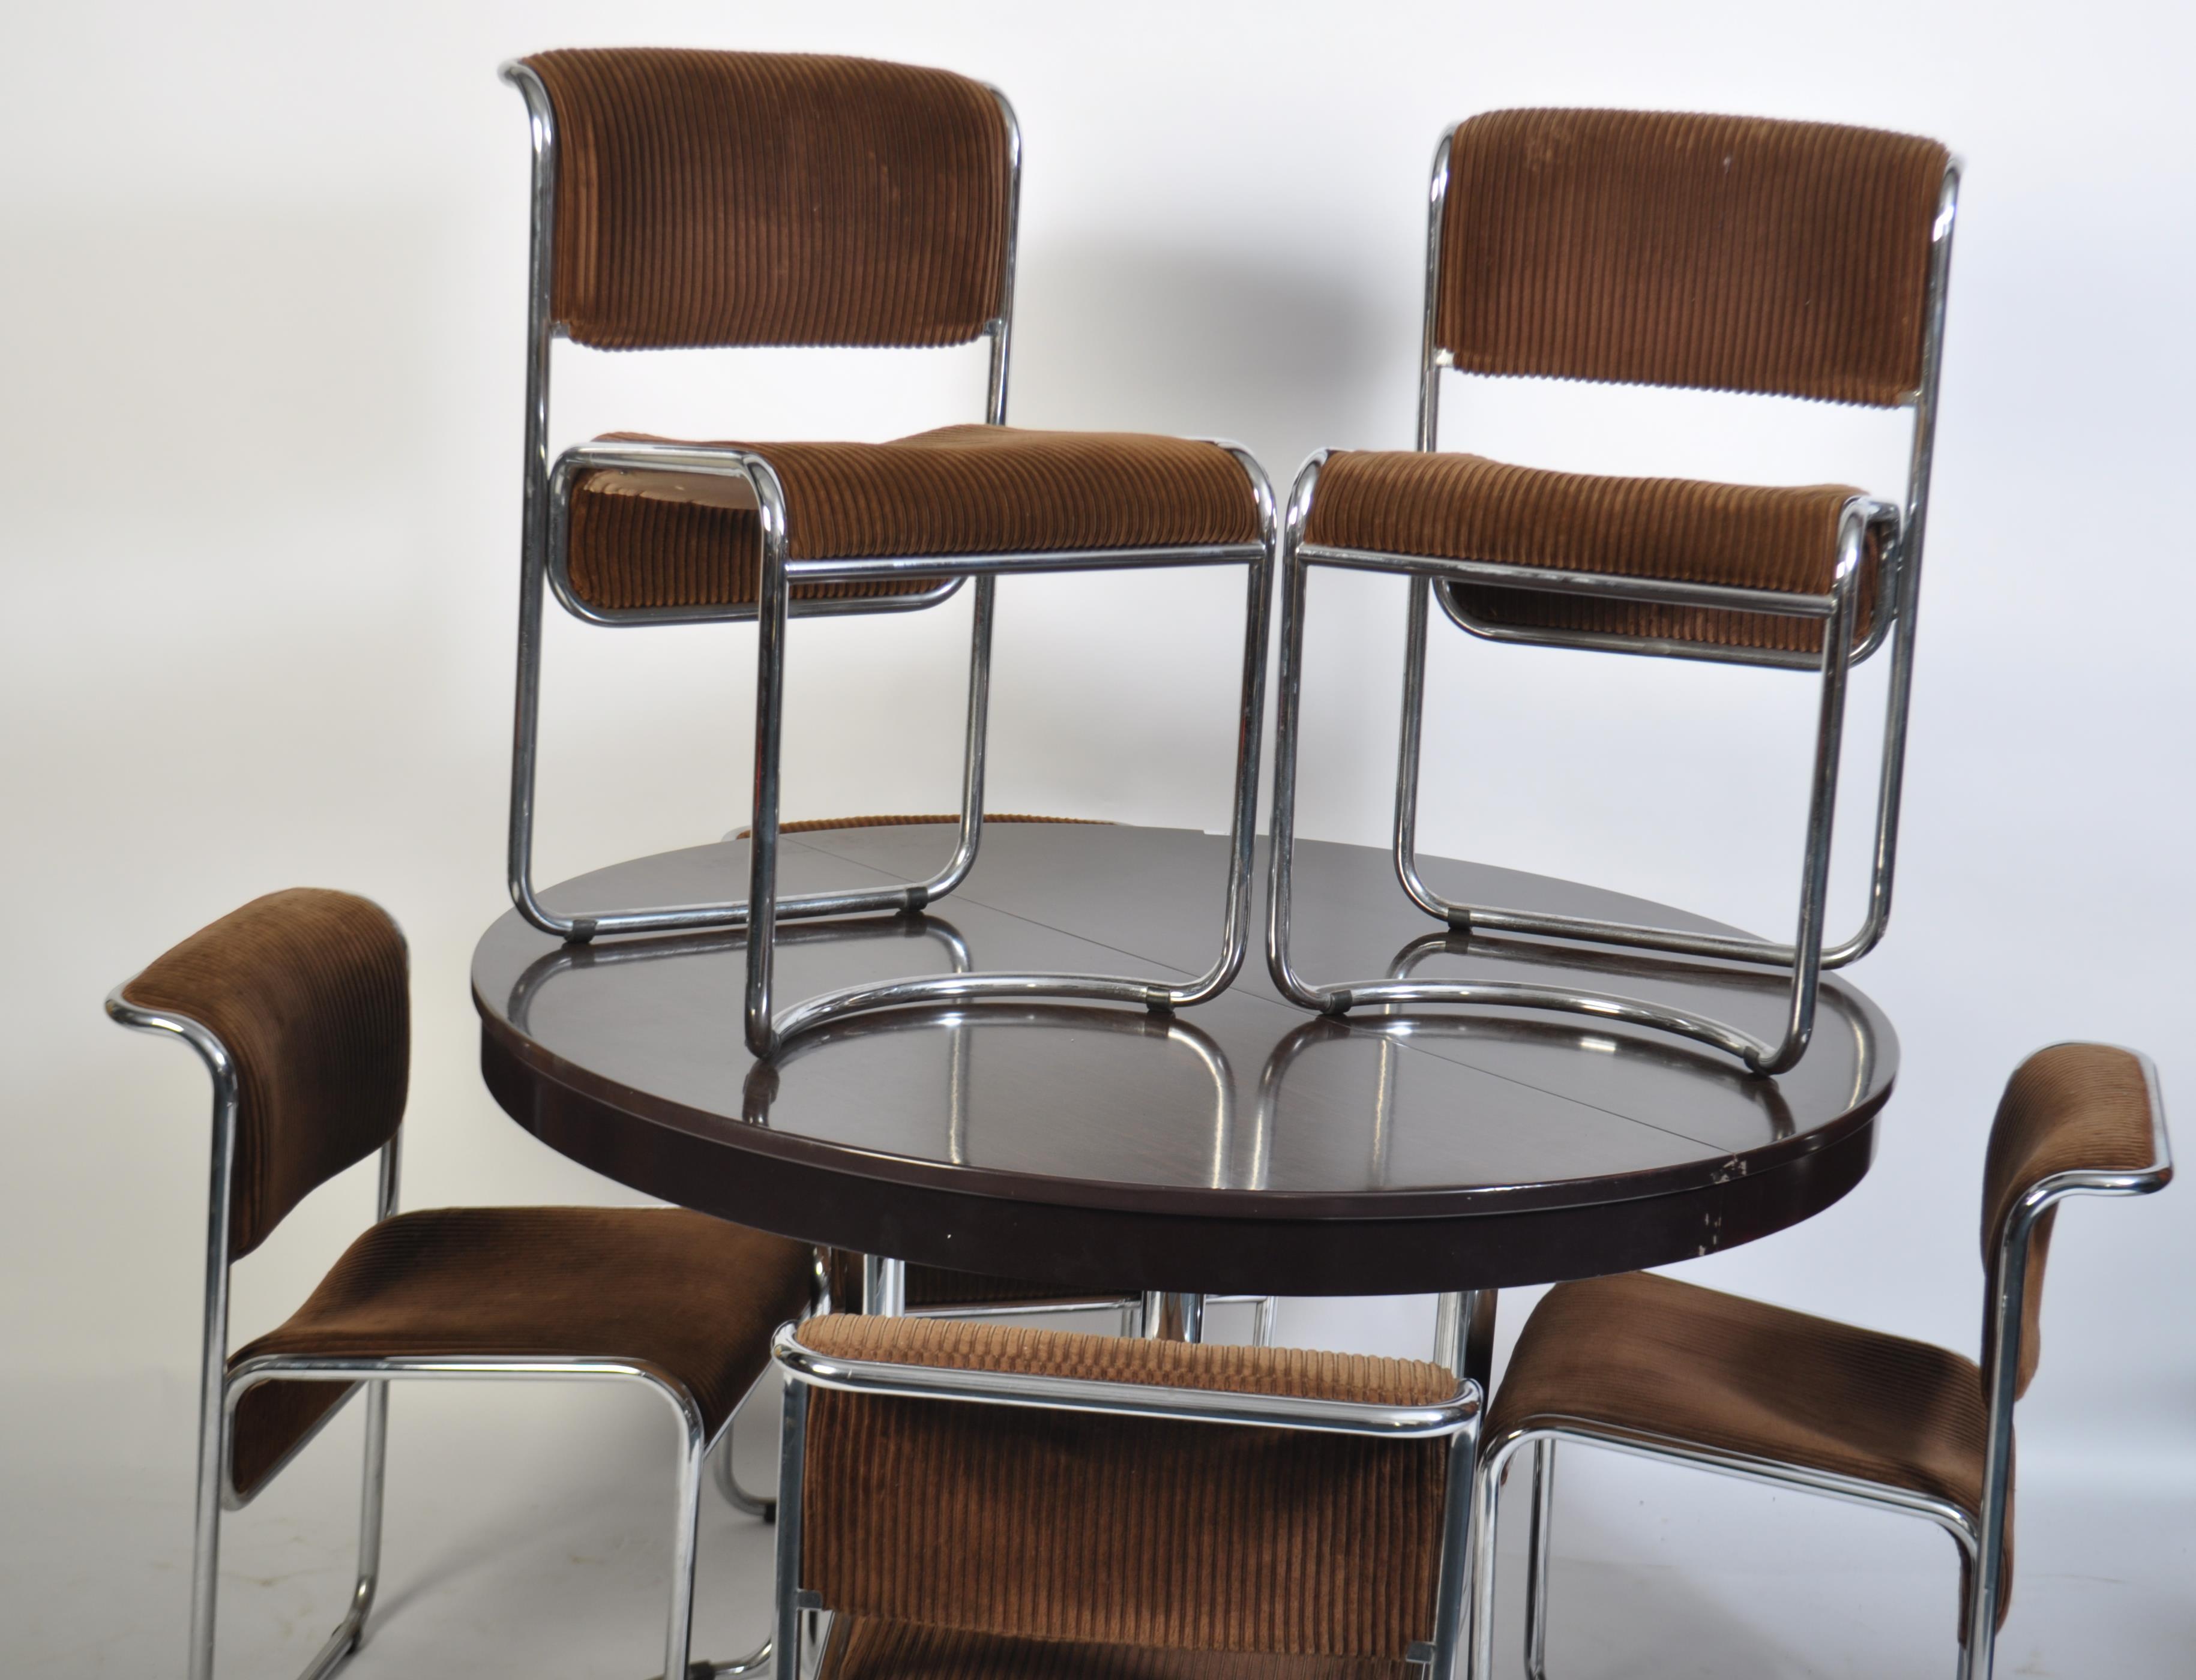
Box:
4 0 2191 1523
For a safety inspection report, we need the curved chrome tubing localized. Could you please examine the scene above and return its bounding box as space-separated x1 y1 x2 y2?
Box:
1268 139 1961 1077
109 976 769 1680
501 65 1278 1058
759 1002 1278 1343
771 1324 1483 1680
712 1360 785 1525
1465 1049 2169 1680
1268 451 1877 1075
742 443 1277 1057
502 59 1000 952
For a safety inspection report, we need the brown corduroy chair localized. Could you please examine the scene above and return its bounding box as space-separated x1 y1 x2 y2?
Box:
1267 109 1961 1075
769 1315 1482 1680
107 889 816 1680
501 49 1277 1058
1465 1043 2170 1680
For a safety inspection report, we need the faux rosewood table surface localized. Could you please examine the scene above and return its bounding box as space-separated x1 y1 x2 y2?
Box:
474 821 1895 1297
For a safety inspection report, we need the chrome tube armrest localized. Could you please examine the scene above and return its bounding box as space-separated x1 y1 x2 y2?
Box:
542 439 966 627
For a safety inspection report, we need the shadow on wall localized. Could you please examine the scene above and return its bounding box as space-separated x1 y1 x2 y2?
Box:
1004 235 1405 483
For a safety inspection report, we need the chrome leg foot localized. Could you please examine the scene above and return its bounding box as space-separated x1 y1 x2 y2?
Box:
712 1433 777 1522
293 1610 365 1680
674 1634 773 1679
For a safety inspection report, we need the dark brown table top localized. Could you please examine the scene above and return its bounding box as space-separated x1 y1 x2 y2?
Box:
473 822 1895 1295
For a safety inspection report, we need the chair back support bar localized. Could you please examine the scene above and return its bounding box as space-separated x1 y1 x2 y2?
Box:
116 889 408 1260
521 48 1011 350
1436 108 1951 406
779 1316 1474 1666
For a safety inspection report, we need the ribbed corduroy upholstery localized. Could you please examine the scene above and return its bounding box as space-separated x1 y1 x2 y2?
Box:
817 1617 1410 1680
121 889 408 1260
524 49 1009 350
567 427 1263 613
1488 1270 2006 1625
1303 451 1879 656
228 1207 811 1501
1437 109 1950 406
1980 1045 2164 1397
796 1316 1455 1657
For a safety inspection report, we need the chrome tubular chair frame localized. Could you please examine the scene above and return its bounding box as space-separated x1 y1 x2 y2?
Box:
711 991 1278 1519
502 60 1002 950
108 986 771 1680
502 66 1278 1063
1464 1052 2170 1680
834 1004 1281 1344
1267 131 1962 1076
770 1324 1485 1680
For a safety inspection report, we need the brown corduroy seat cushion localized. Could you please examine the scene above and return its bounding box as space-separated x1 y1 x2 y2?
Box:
795 1316 1457 1658
1304 450 1881 657
568 426 1263 613
120 889 409 1261
1490 1270 2004 1622
227 1207 811 1501
817 1617 1409 1680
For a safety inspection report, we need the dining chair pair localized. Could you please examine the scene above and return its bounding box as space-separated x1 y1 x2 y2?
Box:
110 886 2165 1680
502 46 1958 1081
772 1039 2167 1680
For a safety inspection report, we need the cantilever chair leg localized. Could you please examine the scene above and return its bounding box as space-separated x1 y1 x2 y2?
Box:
741 443 1277 1058
1522 1441 1555 1680
1268 454 1876 1076
712 1421 778 1524
1467 1424 1987 1680
208 1361 749 1680
508 526 996 949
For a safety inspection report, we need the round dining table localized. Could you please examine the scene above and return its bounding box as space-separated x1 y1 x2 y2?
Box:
474 821 1895 1317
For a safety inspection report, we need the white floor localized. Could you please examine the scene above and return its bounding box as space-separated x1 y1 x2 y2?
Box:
7 1360 2191 1678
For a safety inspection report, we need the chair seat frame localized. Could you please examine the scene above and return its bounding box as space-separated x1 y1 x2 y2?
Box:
1266 125 1961 1076
1464 1051 2169 1680
108 984 780 1680
770 1323 1485 1680
501 62 1278 1058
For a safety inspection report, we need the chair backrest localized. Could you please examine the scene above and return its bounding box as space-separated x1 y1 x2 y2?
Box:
1434 107 1951 407
119 889 409 1259
521 48 1013 352
1979 1043 2168 1397
796 1314 1455 1658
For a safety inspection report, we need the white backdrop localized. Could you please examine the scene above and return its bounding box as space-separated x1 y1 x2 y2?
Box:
4 0 2192 1664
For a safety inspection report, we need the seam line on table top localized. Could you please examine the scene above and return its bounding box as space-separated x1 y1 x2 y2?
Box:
783 832 1203 986
774 832 1838 1158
